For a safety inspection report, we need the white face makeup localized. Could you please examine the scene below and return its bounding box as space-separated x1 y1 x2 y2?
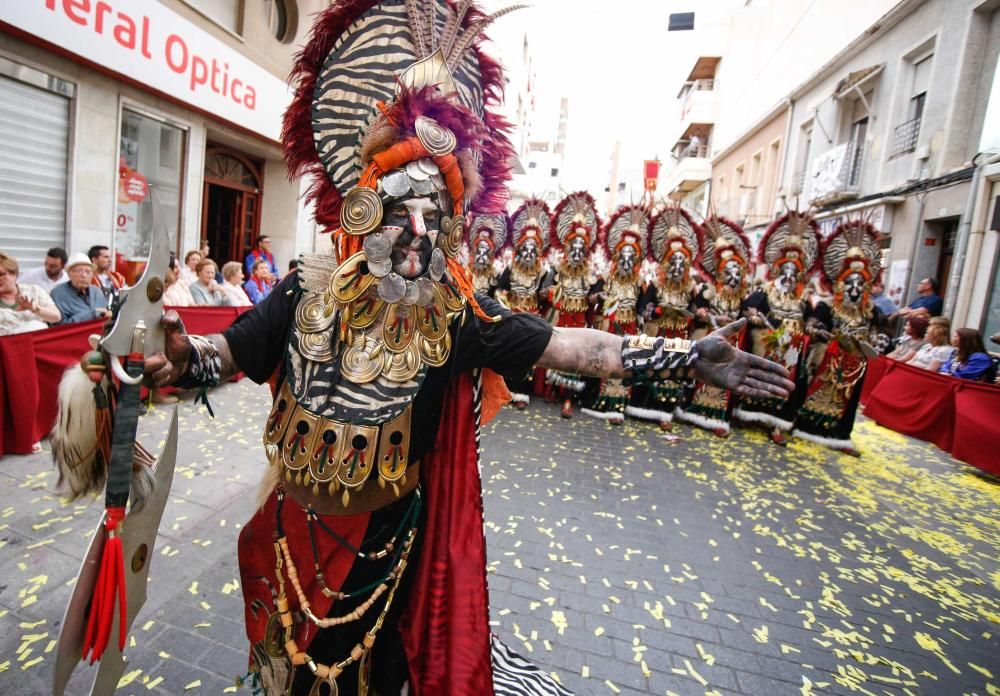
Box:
383 197 441 279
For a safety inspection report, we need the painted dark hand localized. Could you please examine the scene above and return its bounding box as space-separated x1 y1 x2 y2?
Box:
143 310 191 388
693 318 795 399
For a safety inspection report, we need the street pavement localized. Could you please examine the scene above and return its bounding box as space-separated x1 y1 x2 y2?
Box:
0 378 997 695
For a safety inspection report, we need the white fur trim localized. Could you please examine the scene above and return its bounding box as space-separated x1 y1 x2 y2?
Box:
580 408 625 423
510 393 531 404
675 409 730 433
791 428 856 451
625 405 674 423
733 407 793 431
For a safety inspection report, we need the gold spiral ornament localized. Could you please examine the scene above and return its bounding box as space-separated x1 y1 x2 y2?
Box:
341 187 383 235
341 335 382 383
382 342 421 381
295 294 335 333
298 330 333 363
417 332 451 368
415 116 457 156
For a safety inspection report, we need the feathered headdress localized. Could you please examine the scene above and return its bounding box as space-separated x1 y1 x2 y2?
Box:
509 198 552 251
468 212 508 256
283 0 521 321
648 204 701 269
550 191 600 251
700 215 752 279
758 209 820 281
602 205 650 260
821 217 882 288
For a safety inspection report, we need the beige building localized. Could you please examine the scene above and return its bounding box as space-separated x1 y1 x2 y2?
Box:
711 104 789 240
0 0 328 279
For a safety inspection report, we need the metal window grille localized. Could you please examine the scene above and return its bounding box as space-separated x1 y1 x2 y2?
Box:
792 169 806 194
890 116 922 157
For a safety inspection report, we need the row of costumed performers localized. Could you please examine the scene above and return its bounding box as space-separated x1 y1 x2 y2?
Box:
466 201 884 456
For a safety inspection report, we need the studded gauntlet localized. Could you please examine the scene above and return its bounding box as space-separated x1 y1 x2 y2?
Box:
620 335 699 384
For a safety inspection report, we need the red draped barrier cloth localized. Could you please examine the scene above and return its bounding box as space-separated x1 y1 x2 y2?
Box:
859 355 889 405
863 357 1000 476
0 306 249 457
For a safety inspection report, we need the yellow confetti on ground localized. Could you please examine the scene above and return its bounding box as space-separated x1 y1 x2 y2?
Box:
146 676 164 690
184 679 202 690
117 669 142 687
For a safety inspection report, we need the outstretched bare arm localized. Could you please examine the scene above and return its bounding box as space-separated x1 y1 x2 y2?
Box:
536 319 795 400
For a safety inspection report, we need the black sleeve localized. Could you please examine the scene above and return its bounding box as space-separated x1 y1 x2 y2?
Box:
496 267 511 292
637 283 657 316
454 294 554 380
806 301 833 330
222 272 299 383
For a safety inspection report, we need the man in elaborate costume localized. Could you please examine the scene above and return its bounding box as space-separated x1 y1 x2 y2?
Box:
626 205 701 430
677 215 753 437
733 209 820 445
467 212 508 298
792 219 881 455
544 191 601 418
581 205 650 424
496 198 552 408
137 3 793 695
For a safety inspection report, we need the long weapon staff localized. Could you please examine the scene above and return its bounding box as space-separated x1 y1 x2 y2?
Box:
52 193 179 696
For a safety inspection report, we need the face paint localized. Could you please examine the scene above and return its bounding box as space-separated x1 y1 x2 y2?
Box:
777 261 798 291
474 240 492 268
385 197 441 279
567 237 587 265
517 239 539 265
723 259 743 289
618 246 637 275
843 272 865 304
666 251 686 281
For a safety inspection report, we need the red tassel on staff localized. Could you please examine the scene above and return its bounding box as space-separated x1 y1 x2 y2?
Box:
81 506 127 663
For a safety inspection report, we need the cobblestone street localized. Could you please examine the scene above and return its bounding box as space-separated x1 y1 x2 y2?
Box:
0 378 997 695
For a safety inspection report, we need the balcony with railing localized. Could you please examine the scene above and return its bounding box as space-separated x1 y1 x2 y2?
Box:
792 168 806 194
890 116 922 158
807 140 866 204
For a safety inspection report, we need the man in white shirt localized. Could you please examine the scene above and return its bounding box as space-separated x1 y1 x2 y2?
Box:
18 247 68 293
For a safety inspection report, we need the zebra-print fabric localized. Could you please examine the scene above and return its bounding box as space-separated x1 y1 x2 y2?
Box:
312 0 486 194
491 635 574 696
287 330 425 424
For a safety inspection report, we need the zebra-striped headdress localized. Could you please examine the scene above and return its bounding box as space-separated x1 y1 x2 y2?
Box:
550 191 600 250
284 0 518 239
821 218 882 287
700 215 751 278
469 212 508 254
759 209 820 281
602 205 650 259
649 205 700 266
509 199 552 251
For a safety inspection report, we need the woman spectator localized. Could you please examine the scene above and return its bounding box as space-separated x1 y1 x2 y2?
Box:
244 258 274 304
939 328 993 381
0 252 61 335
179 250 201 286
220 261 252 307
906 322 953 371
162 257 194 306
887 314 929 362
189 259 231 307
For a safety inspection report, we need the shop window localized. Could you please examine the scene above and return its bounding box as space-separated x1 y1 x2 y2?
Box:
116 109 185 281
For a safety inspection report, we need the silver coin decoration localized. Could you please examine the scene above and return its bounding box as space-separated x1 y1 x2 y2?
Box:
381 170 411 198
429 248 446 281
341 187 382 235
415 277 436 306
417 158 440 176
410 176 434 195
402 280 421 305
415 116 457 156
367 258 392 278
363 231 391 261
405 161 429 181
378 273 406 303
430 174 444 190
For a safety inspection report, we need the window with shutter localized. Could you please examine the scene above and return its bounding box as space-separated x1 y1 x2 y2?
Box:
912 56 932 98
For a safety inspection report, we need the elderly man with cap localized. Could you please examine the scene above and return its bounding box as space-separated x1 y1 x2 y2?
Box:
50 252 111 324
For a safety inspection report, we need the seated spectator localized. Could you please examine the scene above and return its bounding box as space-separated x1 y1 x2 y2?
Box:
887 315 929 362
19 247 68 293
244 258 274 304
50 254 110 324
939 328 993 381
189 259 232 306
907 323 953 371
0 252 61 335
221 261 252 307
870 279 896 316
162 257 194 306
89 245 126 301
894 277 943 319
179 250 201 286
